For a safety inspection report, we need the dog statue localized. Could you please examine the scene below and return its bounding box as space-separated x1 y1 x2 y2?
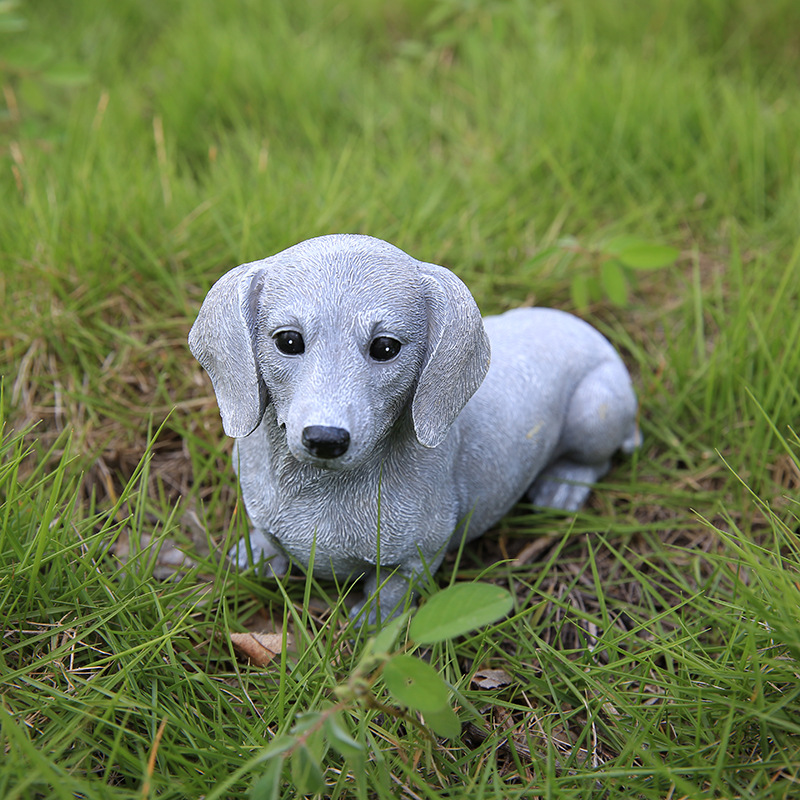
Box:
189 234 640 621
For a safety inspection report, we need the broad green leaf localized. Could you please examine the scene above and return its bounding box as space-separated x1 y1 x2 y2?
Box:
290 745 325 796
600 260 629 306
409 583 513 644
382 654 450 712
423 704 462 739
17 76 48 112
324 714 364 762
41 65 91 87
616 243 679 270
291 712 328 762
0 14 26 32
290 711 323 736
249 758 282 800
355 611 408 673
587 275 603 299
602 235 650 256
3 42 53 71
370 610 408 655
570 274 590 310
258 735 295 762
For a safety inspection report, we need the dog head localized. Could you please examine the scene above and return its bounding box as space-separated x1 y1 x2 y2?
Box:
189 234 490 468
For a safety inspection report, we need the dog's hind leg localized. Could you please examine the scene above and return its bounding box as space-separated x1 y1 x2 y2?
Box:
527 358 639 512
527 459 611 511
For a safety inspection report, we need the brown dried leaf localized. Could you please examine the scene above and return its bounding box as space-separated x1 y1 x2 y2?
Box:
472 668 512 689
230 632 288 667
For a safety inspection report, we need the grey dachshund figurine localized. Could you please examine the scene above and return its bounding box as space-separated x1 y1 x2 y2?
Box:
189 234 640 622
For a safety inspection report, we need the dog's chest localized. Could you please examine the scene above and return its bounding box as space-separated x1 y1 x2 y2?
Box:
266 470 424 578
235 421 459 578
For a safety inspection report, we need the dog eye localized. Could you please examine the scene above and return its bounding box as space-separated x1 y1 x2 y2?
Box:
274 330 305 355
369 336 401 362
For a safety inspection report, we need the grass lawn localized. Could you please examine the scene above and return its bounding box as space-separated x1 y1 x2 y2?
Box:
2 0 800 797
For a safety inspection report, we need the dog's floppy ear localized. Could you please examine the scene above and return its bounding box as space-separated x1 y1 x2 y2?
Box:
188 264 268 438
412 262 491 448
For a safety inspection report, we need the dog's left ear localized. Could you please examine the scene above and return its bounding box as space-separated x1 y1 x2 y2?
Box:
412 262 491 447
188 264 268 438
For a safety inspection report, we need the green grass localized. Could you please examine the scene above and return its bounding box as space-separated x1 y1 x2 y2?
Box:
2 0 800 796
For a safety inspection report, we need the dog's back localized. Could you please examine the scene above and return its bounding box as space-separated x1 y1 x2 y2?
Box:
450 307 639 539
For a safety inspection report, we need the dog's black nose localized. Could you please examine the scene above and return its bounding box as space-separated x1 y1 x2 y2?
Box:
301 425 350 459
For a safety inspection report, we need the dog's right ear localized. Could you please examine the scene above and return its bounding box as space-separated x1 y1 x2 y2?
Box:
188 264 268 438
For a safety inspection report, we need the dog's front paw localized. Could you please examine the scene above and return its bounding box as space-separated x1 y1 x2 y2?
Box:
349 571 417 626
227 530 288 578
349 596 405 627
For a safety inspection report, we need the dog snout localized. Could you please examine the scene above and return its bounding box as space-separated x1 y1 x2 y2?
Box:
301 425 350 459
